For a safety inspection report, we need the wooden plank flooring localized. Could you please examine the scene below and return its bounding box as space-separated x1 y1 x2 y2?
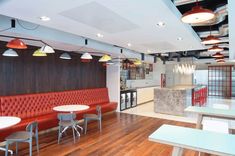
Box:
0 112 201 156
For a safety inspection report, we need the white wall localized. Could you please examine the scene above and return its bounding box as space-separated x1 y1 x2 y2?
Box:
106 64 120 112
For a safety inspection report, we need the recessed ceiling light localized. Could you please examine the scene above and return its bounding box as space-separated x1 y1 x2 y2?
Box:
177 37 183 41
96 33 104 38
40 16 50 21
127 43 132 47
156 21 165 27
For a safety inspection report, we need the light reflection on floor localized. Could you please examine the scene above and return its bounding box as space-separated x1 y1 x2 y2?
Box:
123 96 235 131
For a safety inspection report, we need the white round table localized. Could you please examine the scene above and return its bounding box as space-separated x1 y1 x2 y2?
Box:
0 116 21 130
0 116 21 154
53 104 90 137
53 104 89 113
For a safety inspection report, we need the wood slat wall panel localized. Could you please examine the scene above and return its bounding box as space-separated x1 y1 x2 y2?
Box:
0 41 106 96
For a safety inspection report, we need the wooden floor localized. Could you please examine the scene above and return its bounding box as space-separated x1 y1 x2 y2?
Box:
0 112 200 156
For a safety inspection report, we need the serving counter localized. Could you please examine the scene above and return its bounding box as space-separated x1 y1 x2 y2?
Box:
154 85 207 116
154 86 193 116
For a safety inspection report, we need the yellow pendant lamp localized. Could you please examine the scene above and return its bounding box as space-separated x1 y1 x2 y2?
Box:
134 59 142 65
99 54 112 62
33 49 47 57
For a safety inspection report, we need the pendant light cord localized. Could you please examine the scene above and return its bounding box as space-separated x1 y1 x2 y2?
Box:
16 19 40 30
0 27 12 32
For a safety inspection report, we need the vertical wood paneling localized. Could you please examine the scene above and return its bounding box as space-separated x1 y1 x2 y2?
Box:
0 41 106 96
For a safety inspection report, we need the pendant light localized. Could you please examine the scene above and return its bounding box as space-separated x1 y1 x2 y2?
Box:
215 57 224 62
81 52 93 59
2 49 19 57
201 26 220 45
7 38 27 49
99 54 112 62
80 39 93 62
134 59 142 65
181 0 215 24
212 52 224 58
202 35 220 44
208 45 223 52
217 59 225 63
60 53 71 60
33 49 47 57
40 45 55 53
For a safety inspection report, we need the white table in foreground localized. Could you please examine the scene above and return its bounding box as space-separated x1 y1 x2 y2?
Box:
0 116 21 154
0 116 21 130
149 124 235 156
53 104 90 136
184 106 235 129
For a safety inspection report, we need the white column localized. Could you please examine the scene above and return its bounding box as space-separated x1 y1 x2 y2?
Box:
106 64 120 112
228 0 235 60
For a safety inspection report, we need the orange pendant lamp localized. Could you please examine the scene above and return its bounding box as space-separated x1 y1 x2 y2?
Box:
7 38 27 49
202 26 220 45
217 59 225 63
181 0 215 24
208 45 223 52
202 35 220 45
212 52 224 58
215 57 224 62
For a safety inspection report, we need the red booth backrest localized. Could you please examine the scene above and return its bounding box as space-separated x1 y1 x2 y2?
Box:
0 88 110 119
53 90 86 106
0 93 54 119
83 88 110 105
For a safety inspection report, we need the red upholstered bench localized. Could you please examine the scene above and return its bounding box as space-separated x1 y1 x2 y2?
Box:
0 88 117 141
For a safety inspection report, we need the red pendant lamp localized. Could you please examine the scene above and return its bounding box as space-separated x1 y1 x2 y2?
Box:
215 56 224 61
208 45 223 52
181 0 215 24
217 59 225 63
202 26 220 45
212 52 224 58
7 38 27 49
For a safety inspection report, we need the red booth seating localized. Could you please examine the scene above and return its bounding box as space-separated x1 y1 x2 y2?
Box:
0 88 117 141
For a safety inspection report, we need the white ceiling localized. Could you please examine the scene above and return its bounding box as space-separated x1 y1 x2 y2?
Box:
0 0 205 54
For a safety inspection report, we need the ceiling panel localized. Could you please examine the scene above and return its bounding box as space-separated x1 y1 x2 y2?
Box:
0 0 204 54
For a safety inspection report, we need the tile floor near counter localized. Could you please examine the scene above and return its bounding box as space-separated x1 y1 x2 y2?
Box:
123 97 235 131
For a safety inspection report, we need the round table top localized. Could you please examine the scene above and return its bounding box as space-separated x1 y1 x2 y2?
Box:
0 116 21 130
53 104 89 112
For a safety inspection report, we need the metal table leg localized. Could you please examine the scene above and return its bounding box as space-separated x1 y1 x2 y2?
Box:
0 147 13 155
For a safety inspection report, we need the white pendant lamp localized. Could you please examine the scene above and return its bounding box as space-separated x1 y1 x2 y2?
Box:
60 53 71 60
181 0 215 24
2 49 19 57
33 49 47 57
99 54 112 62
40 45 55 53
81 52 92 60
